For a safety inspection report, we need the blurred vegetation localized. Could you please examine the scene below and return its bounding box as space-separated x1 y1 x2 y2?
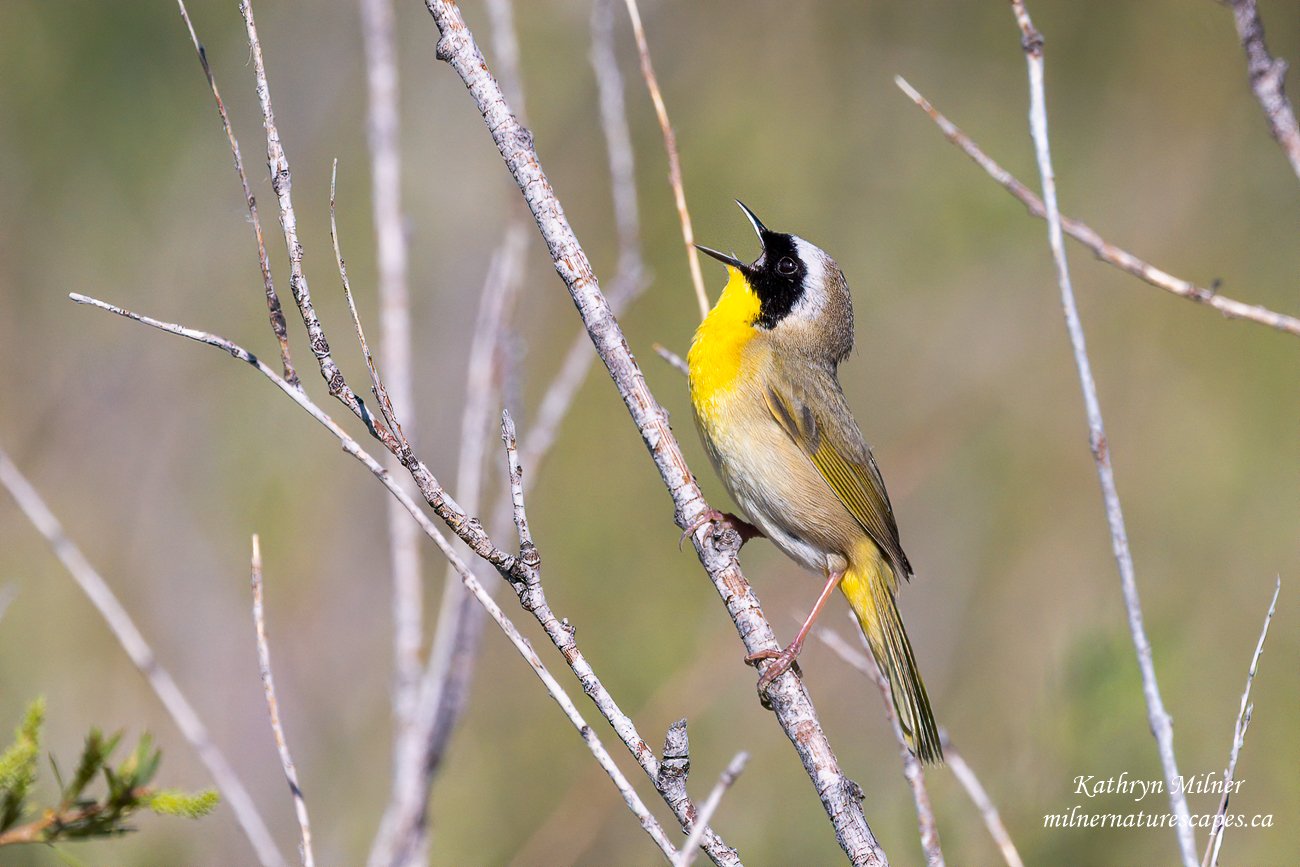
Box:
0 0 1296 864
0 699 216 848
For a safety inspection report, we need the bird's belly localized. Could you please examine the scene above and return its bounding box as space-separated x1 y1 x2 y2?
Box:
696 395 856 575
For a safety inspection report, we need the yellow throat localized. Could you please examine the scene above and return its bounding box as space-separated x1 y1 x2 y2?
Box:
688 265 761 420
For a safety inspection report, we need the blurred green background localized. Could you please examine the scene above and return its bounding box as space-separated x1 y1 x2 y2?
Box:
1 0 1296 864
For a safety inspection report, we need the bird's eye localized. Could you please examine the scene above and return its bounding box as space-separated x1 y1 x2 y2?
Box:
776 256 799 276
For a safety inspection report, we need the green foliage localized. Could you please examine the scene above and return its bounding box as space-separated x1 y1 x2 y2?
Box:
0 698 45 832
144 789 219 820
0 701 218 846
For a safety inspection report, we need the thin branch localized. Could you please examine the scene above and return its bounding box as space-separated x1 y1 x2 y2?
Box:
1227 0 1300 180
938 732 1025 867
893 75 1300 339
653 343 689 376
175 0 298 388
1007 5 1196 865
240 0 391 447
1203 577 1280 867
420 3 885 862
250 535 316 867
0 584 17 625
675 752 749 867
357 0 424 796
622 0 708 319
68 293 682 865
0 447 287 867
484 0 526 120
818 624 944 867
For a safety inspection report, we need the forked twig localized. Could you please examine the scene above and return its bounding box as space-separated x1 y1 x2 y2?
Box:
250 535 315 867
1007 3 1196 863
176 0 298 388
69 292 681 865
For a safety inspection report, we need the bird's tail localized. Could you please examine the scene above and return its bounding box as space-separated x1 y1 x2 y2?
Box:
841 551 943 764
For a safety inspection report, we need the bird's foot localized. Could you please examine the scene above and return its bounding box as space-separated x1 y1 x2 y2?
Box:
745 640 804 702
679 508 764 550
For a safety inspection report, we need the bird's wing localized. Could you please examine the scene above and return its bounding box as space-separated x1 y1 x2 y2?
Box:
763 366 912 583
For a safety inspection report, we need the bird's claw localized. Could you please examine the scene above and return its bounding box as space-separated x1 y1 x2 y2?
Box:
679 508 764 551
745 644 803 704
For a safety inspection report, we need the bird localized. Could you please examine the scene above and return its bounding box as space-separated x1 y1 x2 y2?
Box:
686 200 942 763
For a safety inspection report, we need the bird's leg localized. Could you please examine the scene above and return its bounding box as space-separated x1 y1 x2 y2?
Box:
679 507 765 550
747 568 845 694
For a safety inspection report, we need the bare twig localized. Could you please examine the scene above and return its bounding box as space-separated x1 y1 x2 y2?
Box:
1203 577 1280 867
1227 0 1300 180
240 0 390 446
69 293 682 865
819 624 944 867
675 752 749 867
1007 5 1196 864
176 0 297 387
420 3 886 862
0 447 287 867
250 535 315 867
622 0 708 319
0 584 17 625
894 75 1300 338
357 0 424 797
939 732 1025 867
653 343 689 376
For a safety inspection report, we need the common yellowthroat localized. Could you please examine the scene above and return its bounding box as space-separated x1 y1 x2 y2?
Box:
687 201 941 763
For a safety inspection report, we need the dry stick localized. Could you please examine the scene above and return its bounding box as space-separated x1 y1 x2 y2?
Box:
623 0 709 320
250 535 316 867
67 293 681 864
358 0 424 795
1203 577 1280 867
653 343 689 376
893 76 1300 339
818 625 945 867
1227 0 1300 181
176 0 297 388
239 0 390 447
0 448 288 867
938 732 1025 867
675 752 750 867
420 3 886 864
1007 4 1197 865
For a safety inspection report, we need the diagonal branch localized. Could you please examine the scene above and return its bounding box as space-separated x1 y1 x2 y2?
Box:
176 0 297 387
419 2 887 863
0 447 287 867
893 75 1300 338
1227 0 1300 181
1008 4 1196 864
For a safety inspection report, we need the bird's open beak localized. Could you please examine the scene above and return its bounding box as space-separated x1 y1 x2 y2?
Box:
734 200 769 238
695 244 745 269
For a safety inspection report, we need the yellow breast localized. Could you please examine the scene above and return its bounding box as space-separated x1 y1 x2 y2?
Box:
688 265 761 428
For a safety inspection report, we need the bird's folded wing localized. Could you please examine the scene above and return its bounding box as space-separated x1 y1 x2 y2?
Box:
763 376 912 583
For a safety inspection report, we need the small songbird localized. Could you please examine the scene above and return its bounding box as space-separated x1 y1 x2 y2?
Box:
687 201 941 763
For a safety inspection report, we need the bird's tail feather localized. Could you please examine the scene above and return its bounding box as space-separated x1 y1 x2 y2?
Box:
841 556 943 764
